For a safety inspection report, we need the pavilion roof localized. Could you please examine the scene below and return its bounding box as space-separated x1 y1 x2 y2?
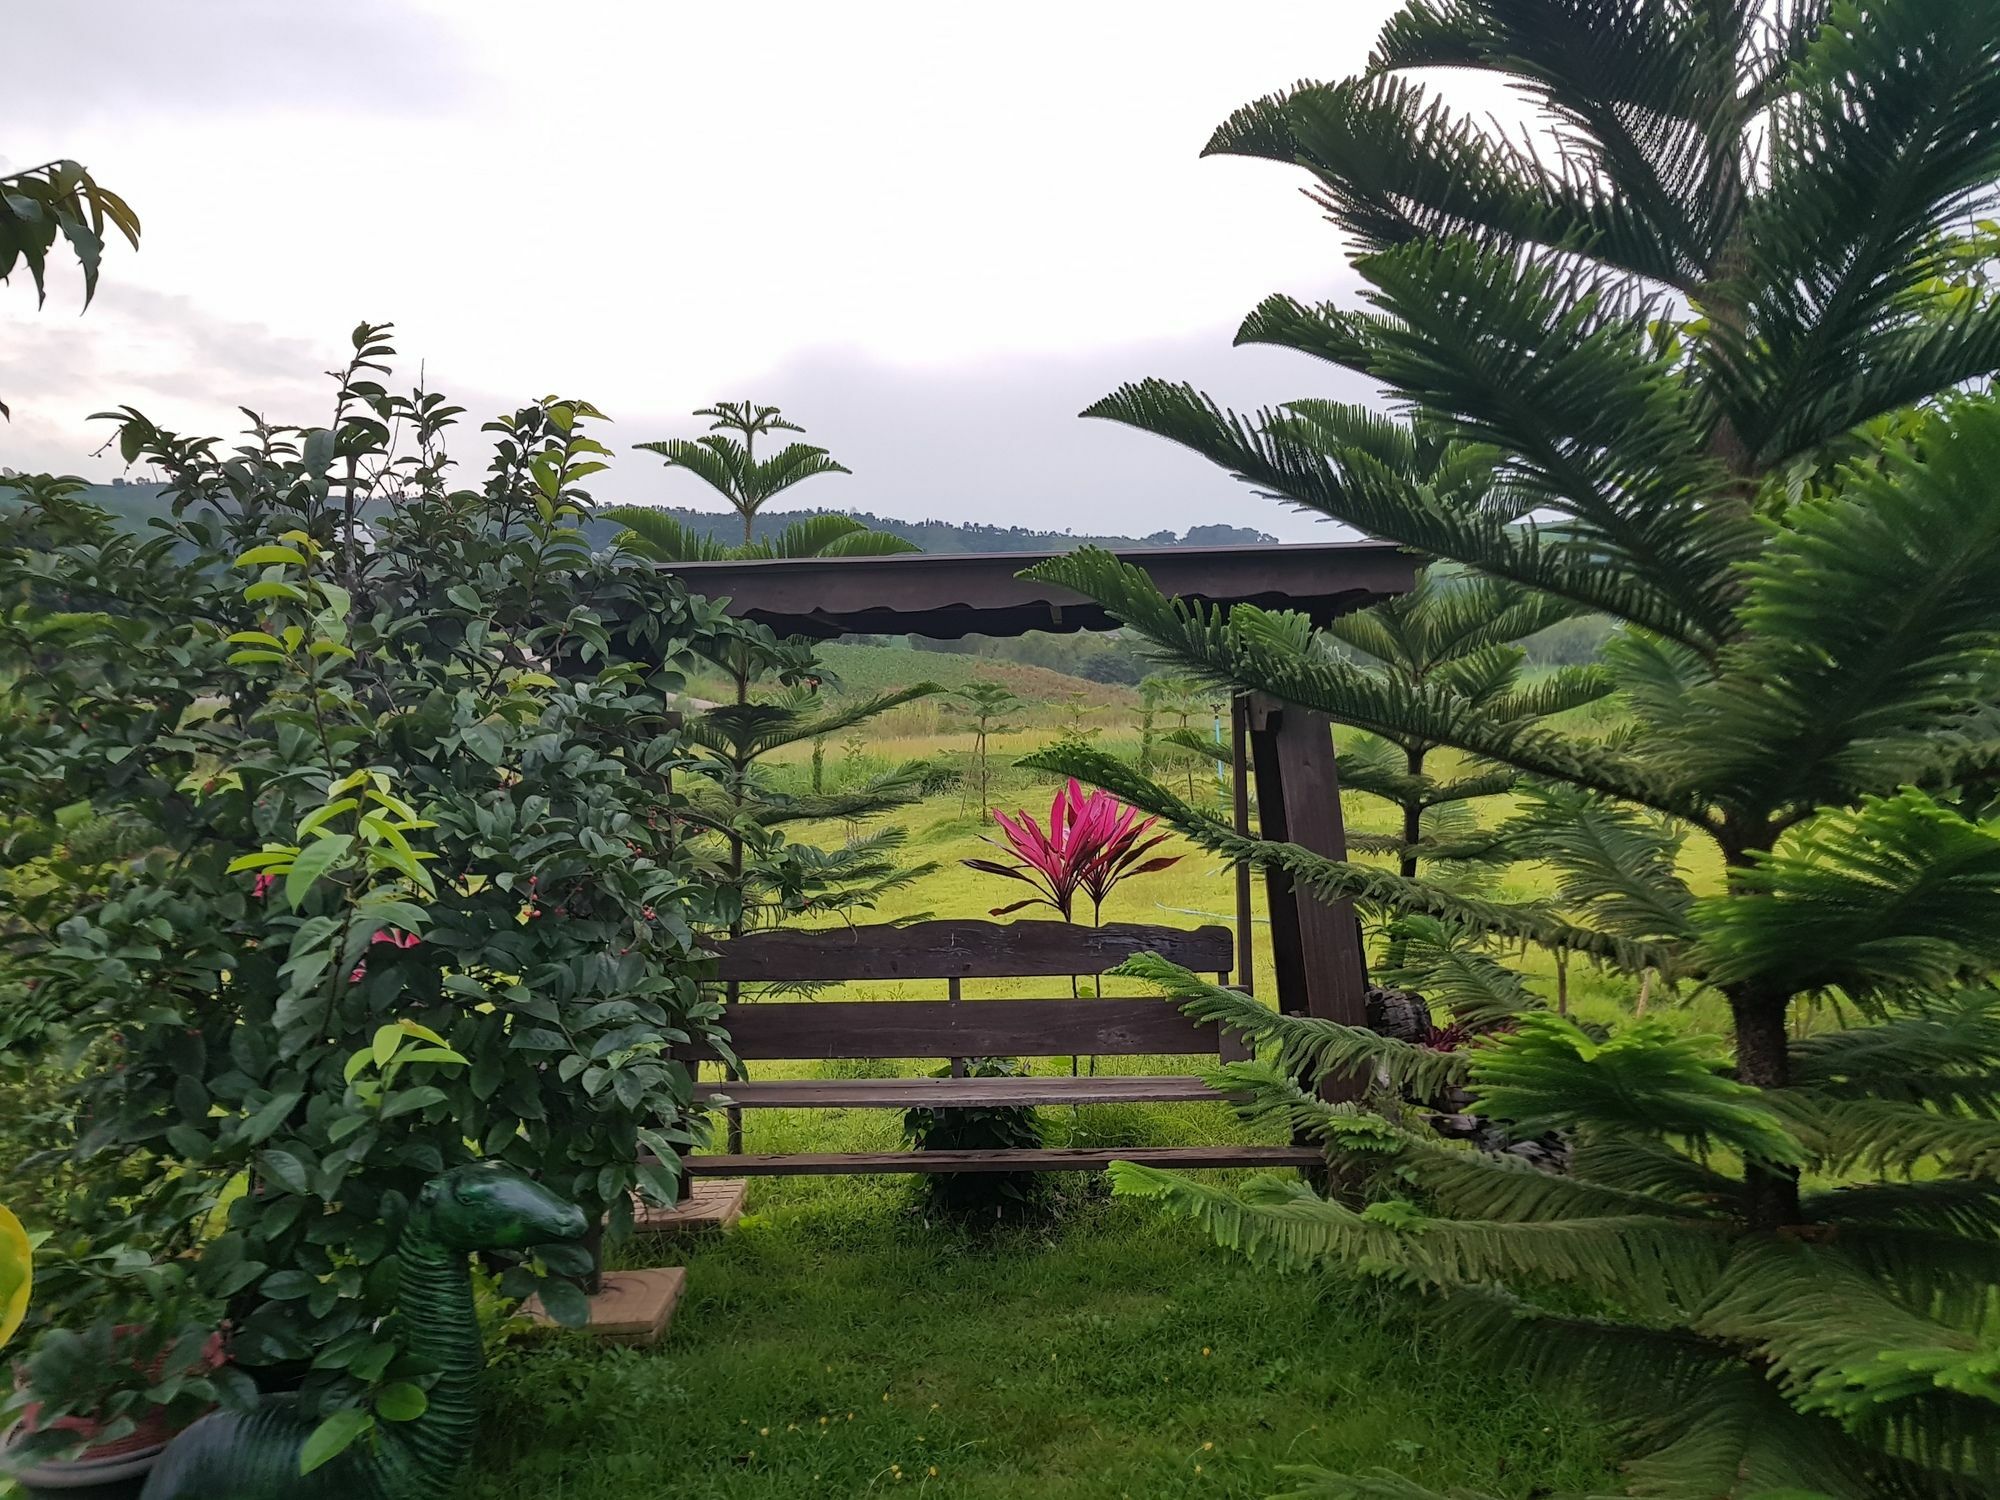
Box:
659 540 1415 640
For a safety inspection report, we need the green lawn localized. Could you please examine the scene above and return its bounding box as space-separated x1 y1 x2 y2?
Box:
462 777 1644 1500
466 1180 1616 1499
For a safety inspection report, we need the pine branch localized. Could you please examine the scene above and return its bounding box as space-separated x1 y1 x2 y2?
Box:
1109 1161 1732 1315
1080 378 1734 655
1116 954 1473 1096
1697 791 2000 1007
1031 743 1668 969
1021 548 1716 826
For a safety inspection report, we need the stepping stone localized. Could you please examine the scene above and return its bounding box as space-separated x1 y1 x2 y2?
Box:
630 1178 747 1235
523 1266 686 1347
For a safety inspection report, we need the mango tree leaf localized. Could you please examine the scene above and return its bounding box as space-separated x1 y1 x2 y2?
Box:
375 1382 427 1422
533 1277 592 1328
256 1148 311 1196
300 1408 373 1474
285 834 354 909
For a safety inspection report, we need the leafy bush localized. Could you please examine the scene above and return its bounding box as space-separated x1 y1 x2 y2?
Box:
902 1058 1046 1219
0 325 743 1441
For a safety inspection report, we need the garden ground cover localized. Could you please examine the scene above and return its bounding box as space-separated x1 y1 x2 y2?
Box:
468 1180 1617 1500
463 772 1671 1500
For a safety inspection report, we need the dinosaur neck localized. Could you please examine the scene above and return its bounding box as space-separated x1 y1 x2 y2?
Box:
387 1217 482 1492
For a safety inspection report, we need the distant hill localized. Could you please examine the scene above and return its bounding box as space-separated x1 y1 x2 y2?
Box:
20 483 1276 555
615 507 1279 554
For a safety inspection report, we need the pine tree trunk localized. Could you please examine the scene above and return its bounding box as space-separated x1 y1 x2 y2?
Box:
1401 747 1426 882
1730 986 1800 1230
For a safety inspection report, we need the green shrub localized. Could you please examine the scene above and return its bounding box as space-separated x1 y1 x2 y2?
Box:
902 1058 1047 1220
0 325 745 1448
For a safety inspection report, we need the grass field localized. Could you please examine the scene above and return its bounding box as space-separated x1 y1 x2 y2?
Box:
462 691 1692 1500
467 1185 1616 1500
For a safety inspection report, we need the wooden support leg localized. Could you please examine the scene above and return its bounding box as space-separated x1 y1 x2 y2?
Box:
1247 694 1370 1098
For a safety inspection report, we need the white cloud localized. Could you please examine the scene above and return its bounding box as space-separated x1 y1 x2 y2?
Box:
3 0 1428 535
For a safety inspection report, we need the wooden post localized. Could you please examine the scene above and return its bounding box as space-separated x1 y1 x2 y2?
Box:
1247 694 1369 1098
724 977 744 1155
1230 691 1254 1000
948 976 967 1077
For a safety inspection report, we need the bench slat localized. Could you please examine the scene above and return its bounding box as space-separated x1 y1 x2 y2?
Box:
694 1075 1227 1109
711 919 1231 983
680 997 1234 1061
684 1145 1320 1176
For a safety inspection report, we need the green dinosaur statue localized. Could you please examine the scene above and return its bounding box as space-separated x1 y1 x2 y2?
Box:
140 1161 588 1500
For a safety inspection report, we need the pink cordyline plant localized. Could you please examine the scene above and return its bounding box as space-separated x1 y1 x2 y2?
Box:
964 779 1182 925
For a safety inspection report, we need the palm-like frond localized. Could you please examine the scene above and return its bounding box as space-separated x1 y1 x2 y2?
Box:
1804 1178 2000 1241
1022 549 1709 824
634 402 852 536
1669 402 2000 817
742 762 935 828
1613 1365 1896 1500
1082 379 1734 654
604 507 733 562
1110 1161 1731 1314
1198 1060 1411 1157
1735 0 2000 468
1694 1242 2000 1483
1790 990 2000 1114
1377 915 1538 1027
608 507 917 562
788 521 920 558
1397 1129 1722 1226
1696 791 2000 1007
1469 1013 1804 1166
1116 953 1472 1097
1367 0 1745 290
632 435 746 508
1504 785 1697 949
1064 8 2000 1493
742 443 850 505
689 684 942 762
1799 1096 2000 1182
1032 743 1665 968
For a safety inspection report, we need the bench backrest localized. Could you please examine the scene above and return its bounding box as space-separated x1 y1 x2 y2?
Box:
697 919 1236 1062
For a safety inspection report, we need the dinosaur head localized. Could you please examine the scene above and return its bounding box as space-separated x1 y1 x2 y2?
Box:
416 1161 589 1252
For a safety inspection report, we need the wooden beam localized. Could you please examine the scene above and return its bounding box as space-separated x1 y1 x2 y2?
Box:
677 997 1237 1061
684 1145 1322 1176
693 1074 1228 1108
710 919 1231 983
1248 695 1370 1096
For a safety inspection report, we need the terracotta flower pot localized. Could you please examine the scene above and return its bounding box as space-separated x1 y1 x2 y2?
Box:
0 1422 163 1500
5 1326 225 1498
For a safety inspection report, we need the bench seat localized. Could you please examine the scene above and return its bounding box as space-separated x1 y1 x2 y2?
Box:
685 1145 1320 1176
676 919 1310 1180
692 1074 1230 1109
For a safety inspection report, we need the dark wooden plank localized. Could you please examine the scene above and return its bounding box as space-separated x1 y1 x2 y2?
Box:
711 919 1231 983
655 541 1415 642
677 997 1233 1061
684 1145 1322 1176
693 1074 1227 1108
1250 696 1370 1102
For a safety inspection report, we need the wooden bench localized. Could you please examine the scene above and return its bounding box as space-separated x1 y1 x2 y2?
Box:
677 918 1318 1177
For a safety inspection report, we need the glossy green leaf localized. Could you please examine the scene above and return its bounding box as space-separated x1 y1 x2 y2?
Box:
284 833 354 909
299 1408 373 1475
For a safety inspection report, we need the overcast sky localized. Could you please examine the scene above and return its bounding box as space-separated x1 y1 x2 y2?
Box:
1 0 1418 540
